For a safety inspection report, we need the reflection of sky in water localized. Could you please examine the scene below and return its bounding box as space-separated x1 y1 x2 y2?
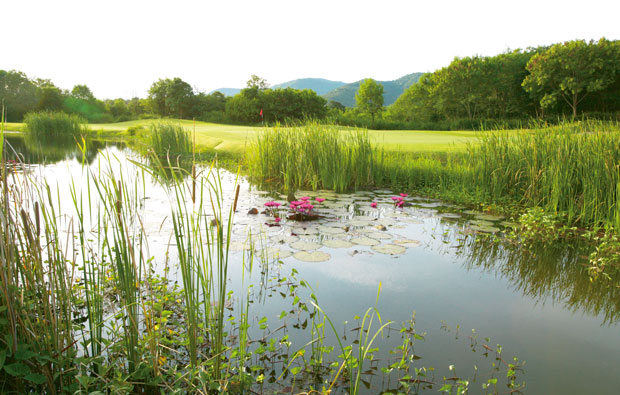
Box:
13 146 620 394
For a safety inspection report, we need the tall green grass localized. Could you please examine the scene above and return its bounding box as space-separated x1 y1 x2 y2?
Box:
248 121 620 229
149 122 191 160
247 123 376 193
24 111 87 143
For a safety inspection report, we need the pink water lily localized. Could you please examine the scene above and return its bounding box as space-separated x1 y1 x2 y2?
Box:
300 196 310 201
370 202 377 208
275 217 281 223
316 197 325 203
400 193 408 198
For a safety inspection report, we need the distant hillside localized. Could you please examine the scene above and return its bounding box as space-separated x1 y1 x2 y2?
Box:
322 73 424 107
271 78 346 95
209 88 241 97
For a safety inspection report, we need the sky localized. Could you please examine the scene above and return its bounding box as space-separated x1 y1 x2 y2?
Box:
4 0 620 100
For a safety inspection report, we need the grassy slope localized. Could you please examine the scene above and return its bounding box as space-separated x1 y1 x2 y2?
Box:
8 119 482 154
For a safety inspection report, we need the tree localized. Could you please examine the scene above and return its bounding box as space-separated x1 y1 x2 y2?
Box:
147 77 195 118
71 84 95 101
0 70 38 121
246 75 269 90
522 38 620 118
355 78 384 122
36 85 65 112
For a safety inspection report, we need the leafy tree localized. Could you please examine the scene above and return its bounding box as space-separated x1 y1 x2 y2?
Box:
523 38 620 118
246 75 269 90
0 70 38 121
327 100 345 112
71 84 96 101
36 85 65 112
355 78 384 122
148 77 195 118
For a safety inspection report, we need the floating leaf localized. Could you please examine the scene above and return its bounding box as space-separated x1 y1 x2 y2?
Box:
322 239 354 248
350 236 380 246
271 235 299 244
475 214 504 222
393 239 421 247
364 231 393 240
469 220 495 227
439 213 461 219
258 248 293 259
290 241 322 251
348 219 371 227
470 225 501 233
291 227 319 235
372 244 407 255
293 251 331 262
317 226 345 235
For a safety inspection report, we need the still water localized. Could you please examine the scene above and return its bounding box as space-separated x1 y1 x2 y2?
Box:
7 136 620 394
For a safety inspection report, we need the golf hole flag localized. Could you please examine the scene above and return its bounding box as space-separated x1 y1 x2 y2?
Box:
259 108 263 118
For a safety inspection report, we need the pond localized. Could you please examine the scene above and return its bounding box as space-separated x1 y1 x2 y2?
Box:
6 136 620 394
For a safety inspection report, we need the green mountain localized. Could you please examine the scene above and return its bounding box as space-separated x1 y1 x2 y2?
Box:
271 78 346 95
322 73 424 107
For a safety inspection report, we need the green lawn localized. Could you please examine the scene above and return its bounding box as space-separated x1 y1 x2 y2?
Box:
7 119 485 155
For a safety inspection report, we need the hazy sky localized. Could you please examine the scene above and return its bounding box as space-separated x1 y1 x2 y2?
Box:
5 0 620 99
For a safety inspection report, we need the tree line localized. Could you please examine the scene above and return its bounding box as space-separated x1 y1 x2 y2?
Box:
3 38 619 128
386 38 620 126
0 72 327 124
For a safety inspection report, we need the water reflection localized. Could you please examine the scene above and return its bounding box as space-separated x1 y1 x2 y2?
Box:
457 234 620 324
4 135 124 165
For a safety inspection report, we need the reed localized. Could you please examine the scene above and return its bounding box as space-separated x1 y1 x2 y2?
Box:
23 111 87 143
149 122 192 160
246 122 377 193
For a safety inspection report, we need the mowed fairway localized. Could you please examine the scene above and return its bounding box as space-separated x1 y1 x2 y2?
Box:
11 119 483 155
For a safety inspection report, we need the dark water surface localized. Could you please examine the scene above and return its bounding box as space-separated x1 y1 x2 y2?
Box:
7 136 620 394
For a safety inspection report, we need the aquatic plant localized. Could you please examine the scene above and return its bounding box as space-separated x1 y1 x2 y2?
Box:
23 111 88 142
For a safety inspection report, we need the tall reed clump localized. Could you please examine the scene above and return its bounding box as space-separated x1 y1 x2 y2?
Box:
23 111 87 143
246 123 377 193
149 122 192 161
469 120 620 228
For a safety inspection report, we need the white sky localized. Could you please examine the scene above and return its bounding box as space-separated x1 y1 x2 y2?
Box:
4 0 620 99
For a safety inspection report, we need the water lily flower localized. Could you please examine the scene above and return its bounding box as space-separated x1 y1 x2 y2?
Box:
391 196 403 201
400 193 408 198
370 202 377 208
397 201 404 208
316 198 325 203
300 196 310 201
275 217 281 223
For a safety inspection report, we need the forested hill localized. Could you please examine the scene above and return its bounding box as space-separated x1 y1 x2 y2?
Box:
322 73 424 107
271 78 346 95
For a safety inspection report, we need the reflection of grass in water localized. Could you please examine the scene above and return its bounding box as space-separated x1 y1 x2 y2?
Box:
11 134 107 165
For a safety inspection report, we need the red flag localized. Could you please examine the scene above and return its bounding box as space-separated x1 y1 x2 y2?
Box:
259 108 263 117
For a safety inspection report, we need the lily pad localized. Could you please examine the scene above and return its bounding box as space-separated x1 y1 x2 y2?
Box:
371 244 407 255
364 231 393 240
293 251 331 262
271 234 299 244
393 239 421 247
349 219 372 227
350 236 381 246
439 213 461 219
291 227 319 235
474 214 504 222
290 240 322 251
469 220 495 227
500 221 519 228
318 226 346 235
322 239 354 248
470 225 501 233
229 241 253 251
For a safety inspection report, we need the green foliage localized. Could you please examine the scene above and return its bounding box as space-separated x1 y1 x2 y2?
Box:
355 78 384 122
0 70 38 121
523 38 620 117
246 123 376 193
148 77 195 118
149 122 192 159
24 111 88 142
